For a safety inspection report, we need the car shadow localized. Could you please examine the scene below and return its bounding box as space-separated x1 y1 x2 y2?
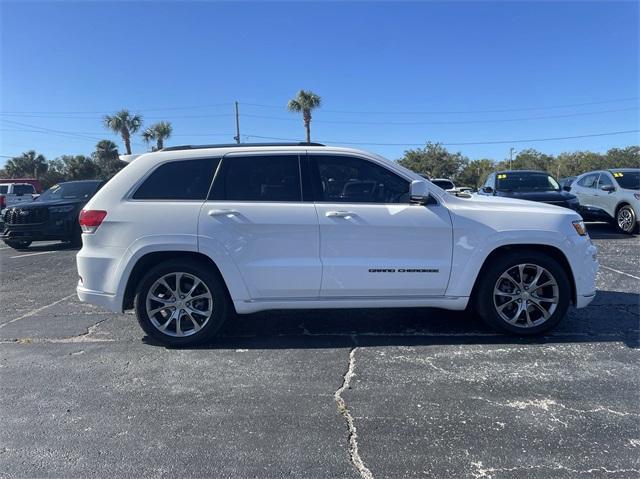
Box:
141 290 640 350
586 221 637 240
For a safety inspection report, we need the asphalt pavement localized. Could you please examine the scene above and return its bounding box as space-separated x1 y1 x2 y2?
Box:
0 223 638 478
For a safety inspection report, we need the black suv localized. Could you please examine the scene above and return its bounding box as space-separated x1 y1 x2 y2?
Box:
2 180 104 250
478 170 579 210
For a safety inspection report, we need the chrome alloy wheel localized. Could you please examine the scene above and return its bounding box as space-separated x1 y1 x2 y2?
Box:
493 263 559 328
145 272 213 337
617 207 634 233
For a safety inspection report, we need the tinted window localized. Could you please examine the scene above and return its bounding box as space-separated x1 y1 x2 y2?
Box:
613 171 640 190
211 155 301 202
38 182 101 201
312 155 409 203
578 174 598 188
0 185 8 194
14 184 35 195
133 158 219 200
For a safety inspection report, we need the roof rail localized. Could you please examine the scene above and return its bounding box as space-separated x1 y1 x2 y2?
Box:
160 142 325 152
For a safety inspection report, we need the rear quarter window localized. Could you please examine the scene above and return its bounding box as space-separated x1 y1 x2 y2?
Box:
133 158 220 200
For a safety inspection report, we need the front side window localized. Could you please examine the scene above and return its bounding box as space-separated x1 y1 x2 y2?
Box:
578 174 599 189
210 155 302 202
597 174 614 189
311 155 409 203
133 158 219 200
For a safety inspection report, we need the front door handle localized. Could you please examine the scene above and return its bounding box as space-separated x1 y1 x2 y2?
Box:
208 209 238 217
325 210 354 218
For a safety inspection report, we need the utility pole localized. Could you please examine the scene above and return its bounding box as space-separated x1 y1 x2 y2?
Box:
233 101 241 144
509 147 515 169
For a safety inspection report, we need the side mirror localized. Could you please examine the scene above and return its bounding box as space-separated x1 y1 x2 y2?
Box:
601 184 615 193
410 180 430 204
562 185 572 192
482 186 494 194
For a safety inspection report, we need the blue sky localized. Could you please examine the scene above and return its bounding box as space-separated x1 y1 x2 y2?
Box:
1 1 638 166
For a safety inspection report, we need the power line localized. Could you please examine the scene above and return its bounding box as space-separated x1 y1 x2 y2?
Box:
241 107 638 126
241 96 640 115
244 129 640 147
0 96 637 117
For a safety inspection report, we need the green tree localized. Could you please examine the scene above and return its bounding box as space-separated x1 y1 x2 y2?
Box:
397 142 469 180
40 159 67 189
103 109 143 155
141 121 173 151
92 140 123 179
605 146 639 168
57 155 99 180
457 159 495 188
287 90 322 144
4 150 48 178
504 149 555 172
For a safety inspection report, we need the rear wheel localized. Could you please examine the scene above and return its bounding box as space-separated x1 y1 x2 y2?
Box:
475 251 571 335
134 259 231 346
616 205 637 234
3 239 32 250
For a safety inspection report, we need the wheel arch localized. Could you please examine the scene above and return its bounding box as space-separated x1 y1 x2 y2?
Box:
469 244 577 306
122 251 234 311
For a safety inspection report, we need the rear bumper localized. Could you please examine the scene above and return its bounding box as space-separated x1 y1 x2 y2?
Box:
576 292 597 308
76 283 121 313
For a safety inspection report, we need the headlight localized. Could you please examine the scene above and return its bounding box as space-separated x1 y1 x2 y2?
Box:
49 205 75 214
572 220 587 236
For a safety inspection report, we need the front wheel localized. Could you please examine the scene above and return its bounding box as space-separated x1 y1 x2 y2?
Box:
616 205 638 234
475 251 571 335
134 259 231 347
3 239 32 250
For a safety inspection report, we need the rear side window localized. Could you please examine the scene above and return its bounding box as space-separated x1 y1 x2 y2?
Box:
133 158 219 200
578 174 598 188
14 184 35 195
210 155 302 202
0 185 8 194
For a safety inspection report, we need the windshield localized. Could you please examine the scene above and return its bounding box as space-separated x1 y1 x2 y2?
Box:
496 172 560 192
614 171 640 190
37 182 99 202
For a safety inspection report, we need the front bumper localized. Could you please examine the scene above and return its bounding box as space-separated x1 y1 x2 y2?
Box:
2 222 75 242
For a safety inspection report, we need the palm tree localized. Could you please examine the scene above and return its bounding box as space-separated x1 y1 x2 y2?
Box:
5 150 48 178
287 90 321 144
141 121 173 151
103 109 143 155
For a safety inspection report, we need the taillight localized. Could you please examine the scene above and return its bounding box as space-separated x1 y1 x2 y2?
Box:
0 195 5 209
79 209 107 233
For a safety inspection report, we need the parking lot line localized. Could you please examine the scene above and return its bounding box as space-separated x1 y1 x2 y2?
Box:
0 293 76 329
600 265 640 280
9 251 58 259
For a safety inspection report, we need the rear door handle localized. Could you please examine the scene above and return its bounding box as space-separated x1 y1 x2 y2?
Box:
208 209 238 217
325 210 354 218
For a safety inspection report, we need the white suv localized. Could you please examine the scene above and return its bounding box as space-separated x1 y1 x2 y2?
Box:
570 169 640 234
76 143 598 346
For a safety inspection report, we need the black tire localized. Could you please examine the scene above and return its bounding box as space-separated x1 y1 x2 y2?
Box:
3 239 32 250
474 251 571 335
615 204 638 234
134 259 231 347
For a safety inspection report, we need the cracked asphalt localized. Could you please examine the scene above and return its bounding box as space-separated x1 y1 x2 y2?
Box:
0 222 638 478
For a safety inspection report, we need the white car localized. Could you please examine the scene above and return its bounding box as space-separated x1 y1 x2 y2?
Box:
76 143 598 346
570 168 640 234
